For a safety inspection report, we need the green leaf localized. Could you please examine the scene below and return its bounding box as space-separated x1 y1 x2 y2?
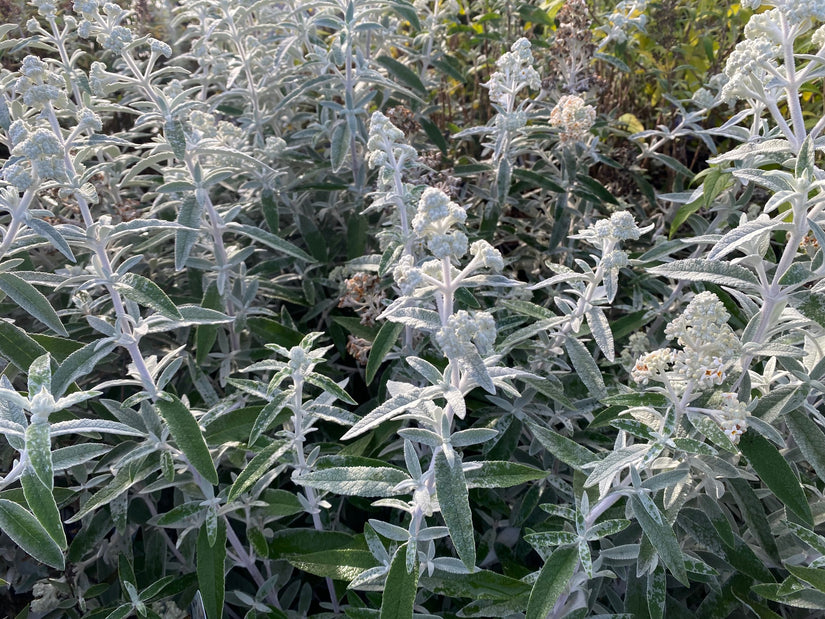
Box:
630 495 688 586
527 420 597 471
786 565 825 594
649 259 759 291
226 222 316 263
248 389 292 445
786 408 825 485
512 169 565 193
525 546 578 619
227 440 289 502
21 467 65 549
156 394 218 486
366 321 404 385
0 321 47 372
305 372 356 404
288 548 377 580
375 55 426 95
175 194 203 271
197 517 226 619
330 121 351 172
0 498 63 569
464 461 545 488
0 273 67 336
727 477 780 564
51 340 116 398
563 335 606 397
297 466 409 497
380 543 418 619
420 570 531 601
739 430 813 526
420 117 448 155
115 273 183 320
268 529 355 559
67 457 157 523
434 451 475 570
25 422 52 490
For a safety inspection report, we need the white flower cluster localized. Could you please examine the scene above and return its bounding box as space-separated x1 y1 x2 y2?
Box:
576 211 641 261
3 123 67 189
716 392 749 442
742 0 825 23
549 95 596 144
470 239 504 272
14 55 64 109
483 38 541 107
435 310 496 359
632 292 741 391
720 36 780 102
366 111 418 192
412 187 468 259
598 0 648 47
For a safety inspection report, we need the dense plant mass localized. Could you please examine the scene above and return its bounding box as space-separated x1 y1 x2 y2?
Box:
3 0 825 617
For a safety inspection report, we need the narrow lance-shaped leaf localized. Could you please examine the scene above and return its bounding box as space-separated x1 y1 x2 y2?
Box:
366 321 404 385
21 467 66 550
174 193 203 271
26 421 52 490
380 543 419 619
786 408 825 485
0 273 67 336
563 335 606 397
435 451 476 570
0 498 64 569
156 394 218 486
738 430 813 526
297 466 409 497
197 517 226 619
525 546 578 619
227 440 289 502
630 495 688 586
115 273 183 320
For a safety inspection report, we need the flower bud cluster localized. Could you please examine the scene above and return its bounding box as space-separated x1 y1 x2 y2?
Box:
4 124 67 188
632 292 741 391
412 187 468 259
742 0 825 23
576 211 642 257
14 56 65 109
720 36 780 102
470 239 504 272
549 95 596 143
598 0 648 47
435 310 496 359
367 111 417 171
484 38 541 107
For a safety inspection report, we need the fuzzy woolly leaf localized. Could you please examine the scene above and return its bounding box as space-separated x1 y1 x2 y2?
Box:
435 451 475 570
227 440 289 502
525 546 578 619
630 495 688 586
739 430 813 526
649 259 759 291
0 273 67 336
0 498 63 569
297 466 410 497
116 273 183 320
197 517 225 619
156 394 218 486
380 544 418 619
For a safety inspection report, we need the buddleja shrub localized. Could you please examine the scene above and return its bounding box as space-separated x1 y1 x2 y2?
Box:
1 0 825 617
